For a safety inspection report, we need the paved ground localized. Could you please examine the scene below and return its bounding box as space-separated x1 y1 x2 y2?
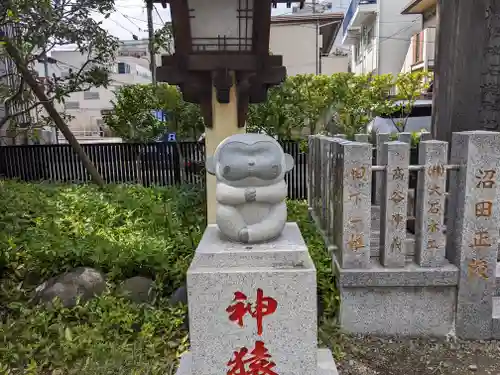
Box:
334 335 500 375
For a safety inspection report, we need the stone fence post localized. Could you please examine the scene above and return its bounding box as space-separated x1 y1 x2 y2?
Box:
375 133 390 205
447 131 500 340
379 141 410 268
415 140 448 267
336 141 372 269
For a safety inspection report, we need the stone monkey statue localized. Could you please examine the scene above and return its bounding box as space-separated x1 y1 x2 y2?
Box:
206 134 295 243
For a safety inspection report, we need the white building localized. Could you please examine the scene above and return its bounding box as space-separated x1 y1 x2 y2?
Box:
117 38 170 71
341 0 421 75
270 11 347 76
41 50 153 140
399 0 437 75
0 25 55 145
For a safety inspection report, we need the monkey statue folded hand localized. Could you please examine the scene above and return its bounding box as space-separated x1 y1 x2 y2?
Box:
206 134 295 244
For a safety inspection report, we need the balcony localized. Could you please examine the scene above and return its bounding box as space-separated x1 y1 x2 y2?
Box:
400 27 436 73
342 0 377 44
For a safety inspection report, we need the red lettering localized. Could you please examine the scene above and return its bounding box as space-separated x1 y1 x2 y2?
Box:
227 341 278 375
226 289 278 335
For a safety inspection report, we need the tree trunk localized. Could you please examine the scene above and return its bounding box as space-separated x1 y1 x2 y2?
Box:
4 42 105 187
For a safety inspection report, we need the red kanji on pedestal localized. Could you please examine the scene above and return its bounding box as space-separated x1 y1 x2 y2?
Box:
227 341 278 375
226 288 278 335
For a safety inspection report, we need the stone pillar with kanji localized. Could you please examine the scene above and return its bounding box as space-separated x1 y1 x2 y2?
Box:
175 134 338 375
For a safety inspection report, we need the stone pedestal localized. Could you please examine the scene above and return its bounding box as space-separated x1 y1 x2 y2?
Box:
177 223 338 375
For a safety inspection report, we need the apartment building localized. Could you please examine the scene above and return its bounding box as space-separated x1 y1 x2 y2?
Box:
400 0 437 74
43 50 153 140
270 11 347 75
341 0 421 75
0 25 51 145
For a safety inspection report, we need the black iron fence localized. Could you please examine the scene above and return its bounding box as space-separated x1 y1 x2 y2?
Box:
0 141 308 200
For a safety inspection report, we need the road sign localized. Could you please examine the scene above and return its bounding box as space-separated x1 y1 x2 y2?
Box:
167 133 176 142
152 110 164 121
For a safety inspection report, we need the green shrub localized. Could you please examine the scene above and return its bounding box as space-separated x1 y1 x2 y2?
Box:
0 181 205 291
0 181 337 373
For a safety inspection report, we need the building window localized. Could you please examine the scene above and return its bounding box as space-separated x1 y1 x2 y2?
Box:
65 101 80 109
413 32 424 64
354 42 361 63
366 27 374 48
117 62 131 74
84 91 100 100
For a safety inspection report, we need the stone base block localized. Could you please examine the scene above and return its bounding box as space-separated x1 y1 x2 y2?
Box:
493 297 500 339
175 349 339 375
336 259 459 337
496 263 500 296
187 223 319 375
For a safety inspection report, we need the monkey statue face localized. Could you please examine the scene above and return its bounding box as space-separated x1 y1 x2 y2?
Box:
206 134 294 187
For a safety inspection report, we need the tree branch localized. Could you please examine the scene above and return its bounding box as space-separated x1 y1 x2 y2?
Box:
1 37 105 187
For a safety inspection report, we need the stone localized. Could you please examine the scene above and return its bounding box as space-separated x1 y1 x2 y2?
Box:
397 132 412 144
420 132 432 141
169 284 188 305
336 141 372 269
414 140 448 267
493 297 500 339
447 131 500 340
354 134 369 143
34 267 105 307
374 133 390 205
184 223 337 375
205 134 294 244
379 141 410 268
118 276 155 304
337 258 458 336
175 349 338 375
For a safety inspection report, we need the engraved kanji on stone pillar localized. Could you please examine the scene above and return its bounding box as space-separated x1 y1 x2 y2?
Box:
447 131 500 340
415 140 448 267
337 141 372 269
380 141 410 268
375 133 390 205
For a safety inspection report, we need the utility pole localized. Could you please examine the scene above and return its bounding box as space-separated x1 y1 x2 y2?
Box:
146 0 157 85
314 0 319 74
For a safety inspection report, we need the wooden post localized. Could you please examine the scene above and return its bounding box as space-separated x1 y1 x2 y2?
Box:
432 0 500 142
205 73 245 224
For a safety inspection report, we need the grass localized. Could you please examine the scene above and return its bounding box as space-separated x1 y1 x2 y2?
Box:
0 180 339 374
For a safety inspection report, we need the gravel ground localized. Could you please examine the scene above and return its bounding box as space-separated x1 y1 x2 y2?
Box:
335 335 500 375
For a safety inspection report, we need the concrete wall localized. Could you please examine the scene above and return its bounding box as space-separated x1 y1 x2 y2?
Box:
347 0 421 76
377 0 421 75
270 22 348 75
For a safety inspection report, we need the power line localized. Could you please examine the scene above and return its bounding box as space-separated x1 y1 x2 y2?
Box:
154 5 166 26
115 9 146 33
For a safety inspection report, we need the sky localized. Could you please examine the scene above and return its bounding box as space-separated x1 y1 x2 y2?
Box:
96 0 291 41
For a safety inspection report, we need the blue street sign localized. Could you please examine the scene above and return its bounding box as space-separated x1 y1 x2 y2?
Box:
167 133 176 142
152 110 164 121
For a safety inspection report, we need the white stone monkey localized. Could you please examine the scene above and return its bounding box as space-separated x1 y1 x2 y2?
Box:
206 134 295 243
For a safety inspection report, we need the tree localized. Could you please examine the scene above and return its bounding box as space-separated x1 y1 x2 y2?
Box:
246 75 337 139
385 71 433 132
1 0 120 186
105 83 205 142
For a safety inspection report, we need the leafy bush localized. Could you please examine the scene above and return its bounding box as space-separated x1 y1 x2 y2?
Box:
0 181 205 289
0 181 337 373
